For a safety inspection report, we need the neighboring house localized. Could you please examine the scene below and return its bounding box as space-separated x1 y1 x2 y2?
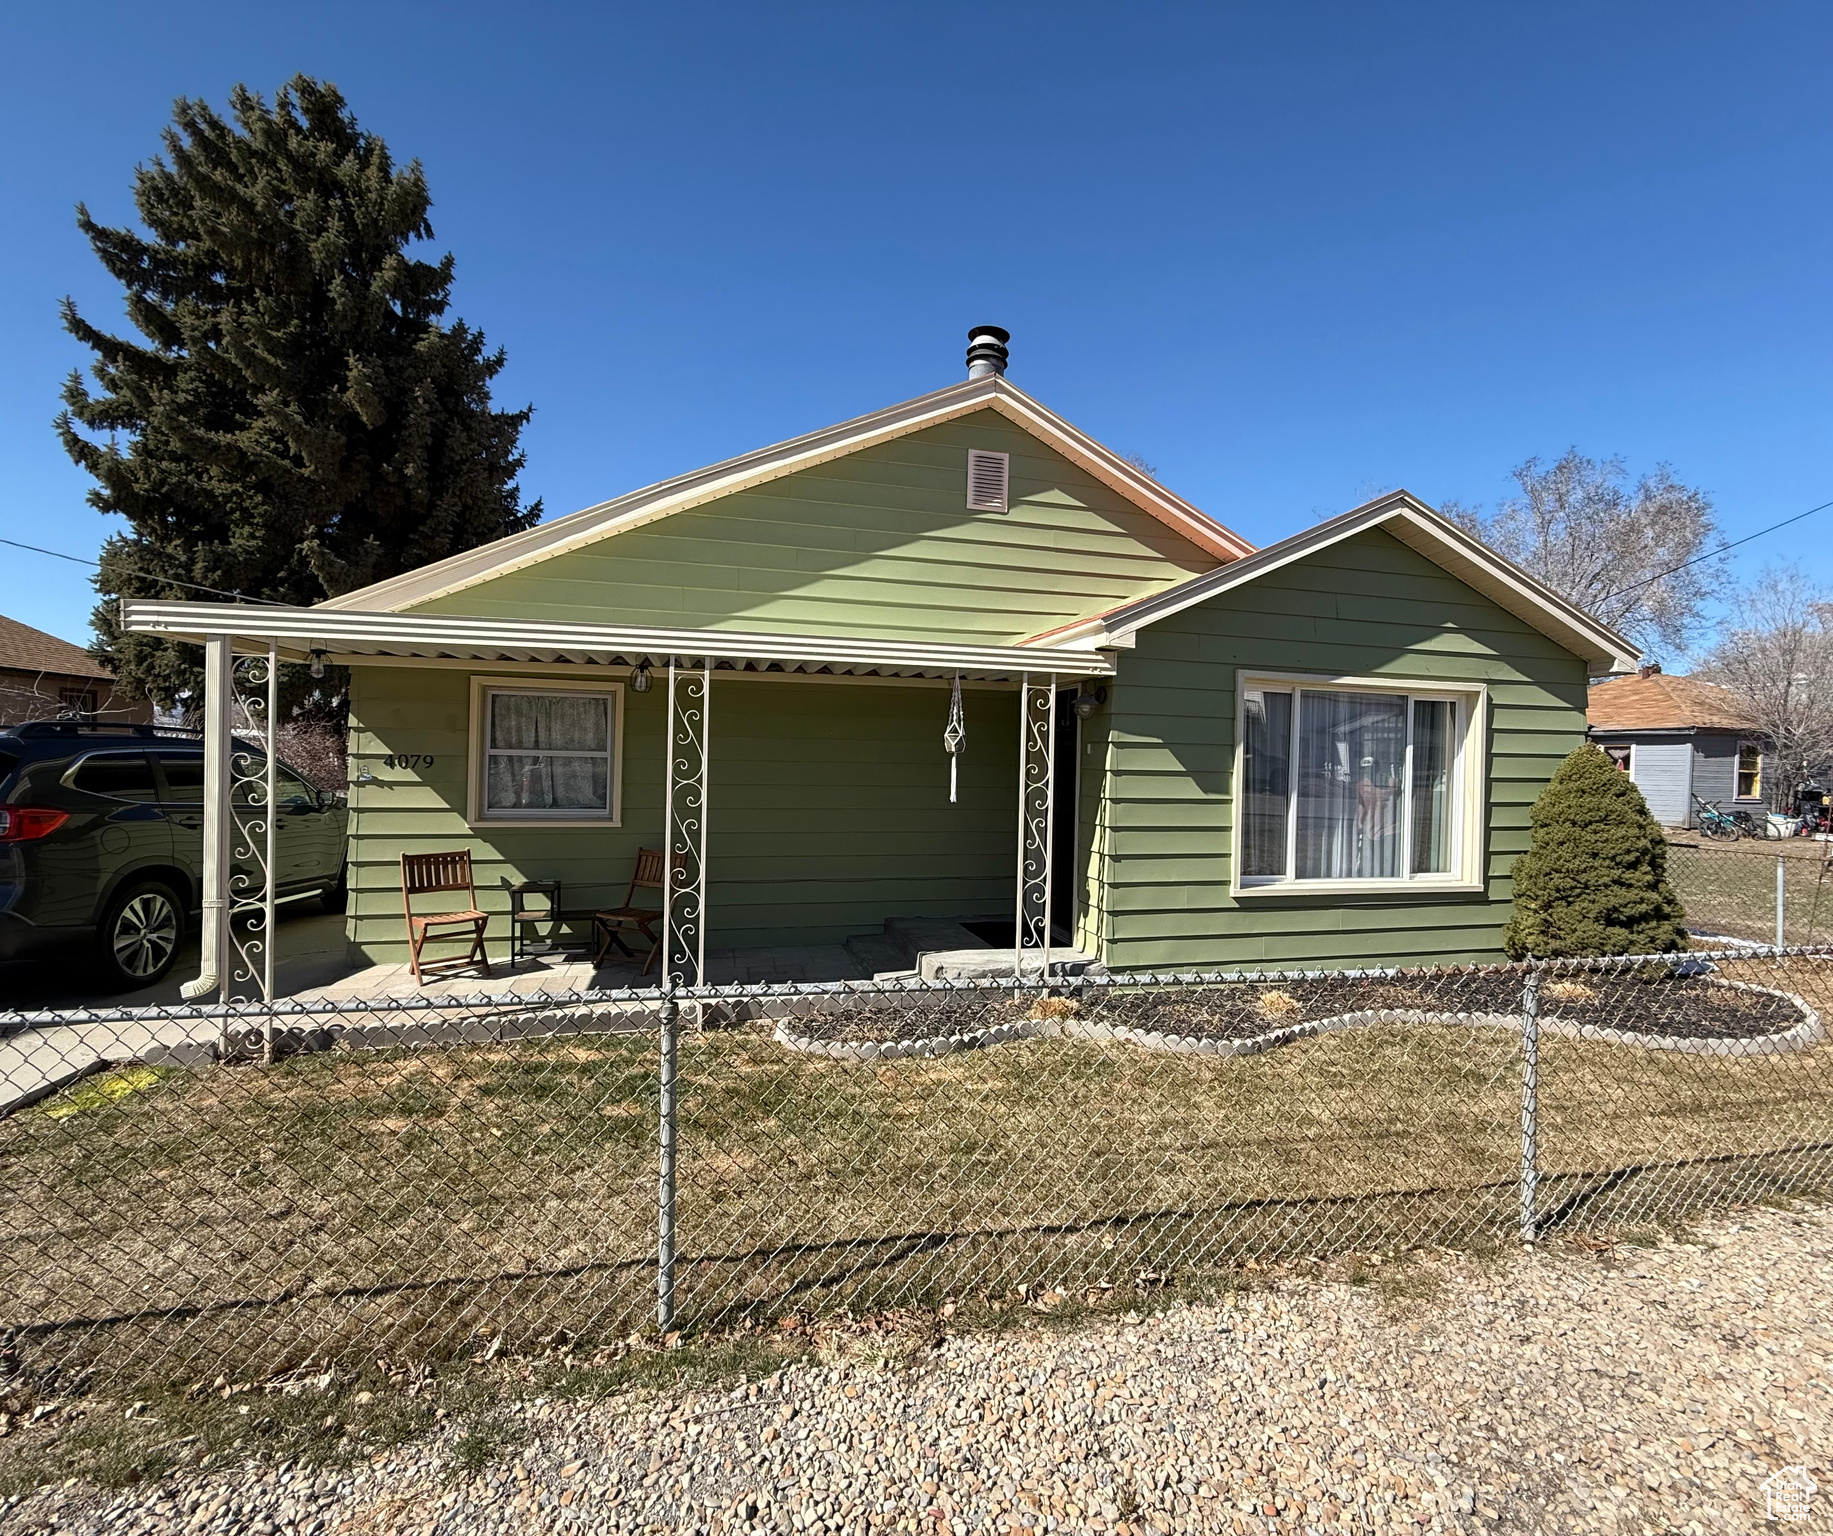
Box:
1587 666 1770 828
122 331 1636 974
0 614 150 728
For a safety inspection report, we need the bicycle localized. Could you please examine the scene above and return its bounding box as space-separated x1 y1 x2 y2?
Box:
1692 796 1743 841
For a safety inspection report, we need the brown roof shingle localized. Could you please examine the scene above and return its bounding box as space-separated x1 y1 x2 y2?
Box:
0 614 110 680
1588 672 1757 733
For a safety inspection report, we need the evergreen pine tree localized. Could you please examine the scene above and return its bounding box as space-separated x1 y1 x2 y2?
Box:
1503 744 1689 958
57 75 540 714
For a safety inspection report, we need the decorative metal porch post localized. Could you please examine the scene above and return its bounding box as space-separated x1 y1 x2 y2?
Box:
1014 673 1058 980
226 643 281 1052
661 657 712 988
656 655 710 1337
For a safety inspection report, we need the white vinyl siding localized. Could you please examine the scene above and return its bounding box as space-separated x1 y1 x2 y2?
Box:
1628 740 1691 827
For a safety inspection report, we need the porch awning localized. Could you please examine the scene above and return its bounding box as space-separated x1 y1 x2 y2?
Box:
118 600 1117 682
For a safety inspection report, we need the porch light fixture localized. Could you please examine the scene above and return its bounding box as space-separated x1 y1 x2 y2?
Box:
1072 683 1107 721
630 662 653 694
308 648 328 680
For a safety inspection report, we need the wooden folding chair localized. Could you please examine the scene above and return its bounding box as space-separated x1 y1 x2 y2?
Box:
400 850 492 985
591 847 672 972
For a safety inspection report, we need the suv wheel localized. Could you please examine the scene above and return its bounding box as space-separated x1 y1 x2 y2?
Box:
98 880 185 990
322 863 349 914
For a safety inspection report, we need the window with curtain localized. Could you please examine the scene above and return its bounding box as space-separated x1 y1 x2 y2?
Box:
482 688 617 818
1239 681 1469 885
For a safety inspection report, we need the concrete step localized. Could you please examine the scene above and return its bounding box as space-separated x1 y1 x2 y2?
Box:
842 932 909 976
882 915 988 967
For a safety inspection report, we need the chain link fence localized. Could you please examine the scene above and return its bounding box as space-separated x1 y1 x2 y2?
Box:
2 948 1830 1397
1667 839 1833 945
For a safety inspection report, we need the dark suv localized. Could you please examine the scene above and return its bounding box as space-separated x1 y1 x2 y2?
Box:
0 721 348 991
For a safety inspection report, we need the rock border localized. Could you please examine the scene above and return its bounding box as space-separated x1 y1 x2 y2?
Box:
772 979 1823 1062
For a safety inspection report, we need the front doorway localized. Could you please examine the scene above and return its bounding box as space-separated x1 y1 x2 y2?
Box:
1050 687 1080 944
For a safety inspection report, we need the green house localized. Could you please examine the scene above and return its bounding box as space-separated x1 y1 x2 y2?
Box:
124 333 1637 984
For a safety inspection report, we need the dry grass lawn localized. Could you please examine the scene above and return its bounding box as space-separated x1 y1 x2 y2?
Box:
2 979 1830 1391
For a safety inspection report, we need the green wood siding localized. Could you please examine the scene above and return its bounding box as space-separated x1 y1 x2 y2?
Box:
1092 527 1589 970
406 411 1217 644
344 666 1020 962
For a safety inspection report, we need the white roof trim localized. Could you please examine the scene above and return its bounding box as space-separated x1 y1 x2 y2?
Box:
120 601 1116 683
317 375 1252 615
1065 492 1641 673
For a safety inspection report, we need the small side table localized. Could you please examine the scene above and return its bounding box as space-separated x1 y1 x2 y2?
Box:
502 879 577 963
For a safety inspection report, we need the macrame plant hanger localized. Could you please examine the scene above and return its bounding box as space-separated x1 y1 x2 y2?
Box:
943 674 966 803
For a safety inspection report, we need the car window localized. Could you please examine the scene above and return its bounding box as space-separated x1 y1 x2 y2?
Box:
151 749 325 807
154 751 205 800
70 752 159 802
222 757 320 807
277 766 317 806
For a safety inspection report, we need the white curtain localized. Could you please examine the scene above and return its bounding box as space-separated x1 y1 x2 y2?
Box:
1296 691 1405 879
1410 699 1453 874
1241 688 1292 877
486 693 611 813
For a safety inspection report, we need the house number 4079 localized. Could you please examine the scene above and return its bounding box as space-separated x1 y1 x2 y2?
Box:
382 754 434 770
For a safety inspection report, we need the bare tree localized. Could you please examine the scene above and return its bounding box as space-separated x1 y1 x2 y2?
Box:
1443 450 1722 657
1698 566 1833 807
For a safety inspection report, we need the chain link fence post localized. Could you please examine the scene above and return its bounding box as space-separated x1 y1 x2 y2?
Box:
658 990 679 1333
1777 855 1787 948
1518 962 1541 1244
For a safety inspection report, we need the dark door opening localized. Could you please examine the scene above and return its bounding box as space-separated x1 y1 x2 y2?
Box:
1050 688 1079 945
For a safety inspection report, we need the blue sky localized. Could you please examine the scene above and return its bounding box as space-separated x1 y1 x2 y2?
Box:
1 2 1827 656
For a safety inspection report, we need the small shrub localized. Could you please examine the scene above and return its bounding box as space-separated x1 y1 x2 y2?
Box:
1254 990 1302 1020
1504 744 1688 959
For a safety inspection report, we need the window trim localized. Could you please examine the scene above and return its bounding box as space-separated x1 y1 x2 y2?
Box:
1230 670 1488 897
467 675 626 828
1735 739 1764 802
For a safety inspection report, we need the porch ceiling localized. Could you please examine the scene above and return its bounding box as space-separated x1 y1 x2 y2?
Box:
119 600 1117 682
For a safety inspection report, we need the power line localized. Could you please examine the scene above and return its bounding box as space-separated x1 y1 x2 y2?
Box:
1597 496 1833 605
0 537 287 605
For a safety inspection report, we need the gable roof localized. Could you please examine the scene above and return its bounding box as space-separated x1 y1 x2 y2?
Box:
0 614 110 679
319 375 1254 616
1588 671 1757 734
1023 490 1642 673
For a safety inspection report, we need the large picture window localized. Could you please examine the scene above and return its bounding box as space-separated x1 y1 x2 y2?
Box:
470 680 623 824
1239 677 1480 889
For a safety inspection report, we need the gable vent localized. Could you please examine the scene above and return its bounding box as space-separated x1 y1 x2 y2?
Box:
966 449 1010 513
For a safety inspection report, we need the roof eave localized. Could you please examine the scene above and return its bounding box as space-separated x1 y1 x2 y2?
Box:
1085 491 1641 674
317 376 1252 616
119 600 1116 683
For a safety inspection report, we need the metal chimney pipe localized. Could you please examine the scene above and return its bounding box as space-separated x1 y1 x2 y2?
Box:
966 325 1010 379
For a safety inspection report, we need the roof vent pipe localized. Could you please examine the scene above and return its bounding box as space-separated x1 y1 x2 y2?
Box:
966 325 1010 379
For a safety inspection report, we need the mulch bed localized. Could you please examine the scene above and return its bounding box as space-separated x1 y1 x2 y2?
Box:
777 970 1811 1047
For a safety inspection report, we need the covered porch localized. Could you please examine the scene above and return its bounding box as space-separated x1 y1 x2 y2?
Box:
120 600 1117 1002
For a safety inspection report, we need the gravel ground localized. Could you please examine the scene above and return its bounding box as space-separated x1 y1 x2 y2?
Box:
5 1202 1829 1535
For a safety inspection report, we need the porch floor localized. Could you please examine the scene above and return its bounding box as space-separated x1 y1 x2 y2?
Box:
293 941 876 1002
